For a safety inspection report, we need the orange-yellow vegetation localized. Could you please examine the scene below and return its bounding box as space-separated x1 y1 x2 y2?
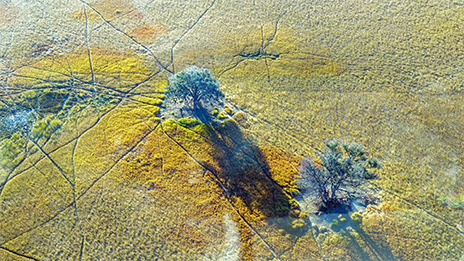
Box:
0 159 74 243
79 112 321 258
112 125 229 254
258 146 301 192
199 21 464 259
129 23 168 44
73 98 160 195
10 48 154 91
138 118 322 259
319 232 358 261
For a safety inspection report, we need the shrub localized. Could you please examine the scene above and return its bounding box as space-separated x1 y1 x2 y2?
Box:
290 219 307 233
217 112 228 119
224 105 233 115
31 117 62 140
338 214 348 223
178 118 202 128
21 90 37 99
232 111 247 122
284 187 301 197
329 219 340 229
319 226 329 234
351 212 363 222
0 133 26 168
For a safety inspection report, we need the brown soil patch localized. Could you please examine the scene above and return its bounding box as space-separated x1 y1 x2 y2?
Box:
129 23 168 44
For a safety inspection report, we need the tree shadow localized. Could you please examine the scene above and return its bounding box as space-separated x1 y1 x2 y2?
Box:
350 221 397 261
202 118 310 235
166 100 221 125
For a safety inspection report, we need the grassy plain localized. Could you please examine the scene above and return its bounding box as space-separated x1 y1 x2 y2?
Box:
0 0 463 260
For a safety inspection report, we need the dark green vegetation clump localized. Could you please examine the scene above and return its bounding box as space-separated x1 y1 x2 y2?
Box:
298 139 380 210
177 117 202 128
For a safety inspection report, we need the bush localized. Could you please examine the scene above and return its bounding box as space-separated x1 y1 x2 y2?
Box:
178 118 202 128
330 219 340 229
31 117 62 140
217 112 228 119
21 90 37 99
224 105 233 115
290 219 307 234
351 212 363 222
0 133 26 168
284 187 301 197
319 226 329 234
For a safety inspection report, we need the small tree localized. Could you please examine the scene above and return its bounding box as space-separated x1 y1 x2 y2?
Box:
166 66 223 111
0 110 36 139
298 139 380 211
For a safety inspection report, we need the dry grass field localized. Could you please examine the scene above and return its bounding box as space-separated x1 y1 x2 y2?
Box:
0 0 463 260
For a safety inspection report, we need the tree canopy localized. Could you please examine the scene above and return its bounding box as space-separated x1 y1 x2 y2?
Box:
166 66 223 110
298 139 380 211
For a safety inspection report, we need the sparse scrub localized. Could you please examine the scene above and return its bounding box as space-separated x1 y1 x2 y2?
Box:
30 117 62 140
0 132 27 168
217 112 228 119
224 105 233 115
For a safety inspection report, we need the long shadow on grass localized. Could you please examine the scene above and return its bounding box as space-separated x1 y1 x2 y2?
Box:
348 221 397 261
212 120 297 219
167 116 310 237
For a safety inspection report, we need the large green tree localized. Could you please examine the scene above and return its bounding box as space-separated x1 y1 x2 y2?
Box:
166 66 223 111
